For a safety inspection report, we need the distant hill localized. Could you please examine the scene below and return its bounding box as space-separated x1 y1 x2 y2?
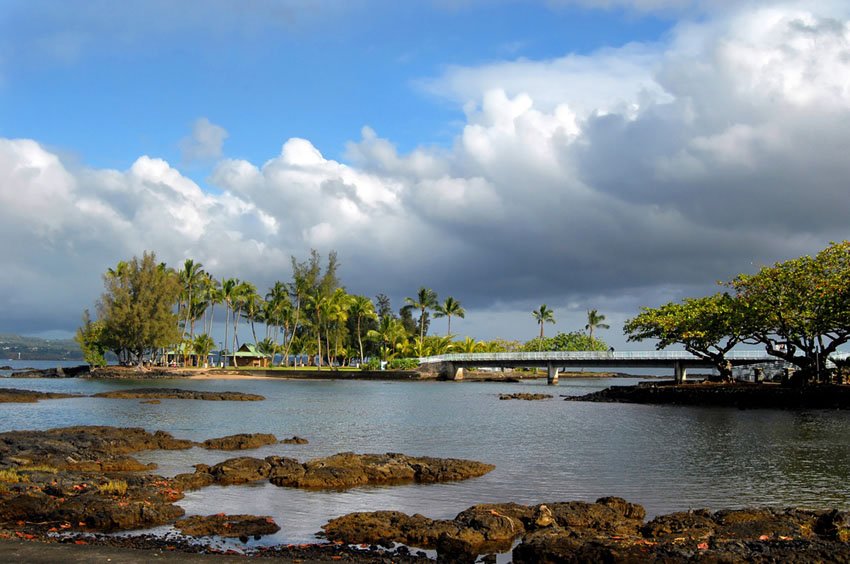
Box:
0 334 83 361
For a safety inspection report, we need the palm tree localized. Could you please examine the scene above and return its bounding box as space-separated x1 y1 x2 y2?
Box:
457 336 485 353
192 334 216 368
434 296 465 336
231 281 256 357
585 309 610 341
178 259 205 343
367 316 407 360
532 304 556 339
404 287 438 343
348 295 377 364
220 278 239 366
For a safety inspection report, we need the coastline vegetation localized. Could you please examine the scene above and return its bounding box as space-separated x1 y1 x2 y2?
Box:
624 241 850 384
75 250 610 370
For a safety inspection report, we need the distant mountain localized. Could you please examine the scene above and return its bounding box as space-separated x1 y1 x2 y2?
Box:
0 334 83 361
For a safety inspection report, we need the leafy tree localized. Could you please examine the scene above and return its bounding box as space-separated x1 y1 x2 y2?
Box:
404 287 438 342
75 309 107 367
585 309 610 341
434 296 465 335
97 252 181 366
522 331 609 353
730 241 850 381
375 293 393 320
623 293 746 380
532 304 556 339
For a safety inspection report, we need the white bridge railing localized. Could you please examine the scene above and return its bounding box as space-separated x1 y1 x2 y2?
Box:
418 350 814 365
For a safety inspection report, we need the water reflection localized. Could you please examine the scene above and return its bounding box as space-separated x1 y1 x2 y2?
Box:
0 376 848 543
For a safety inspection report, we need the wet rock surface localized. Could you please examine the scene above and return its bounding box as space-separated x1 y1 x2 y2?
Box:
174 452 495 491
174 514 281 539
200 434 278 450
92 388 265 401
0 426 193 470
280 436 309 444
10 365 90 378
0 388 81 403
324 499 850 563
498 393 552 400
570 381 850 409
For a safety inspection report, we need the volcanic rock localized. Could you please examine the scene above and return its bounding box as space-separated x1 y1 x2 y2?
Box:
200 434 278 450
92 388 265 401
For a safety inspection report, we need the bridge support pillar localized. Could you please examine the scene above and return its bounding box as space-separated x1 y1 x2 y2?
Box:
445 362 464 381
547 363 559 385
673 362 688 384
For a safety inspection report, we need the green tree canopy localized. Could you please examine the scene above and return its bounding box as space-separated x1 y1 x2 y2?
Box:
730 241 850 380
522 331 609 353
97 251 181 365
623 293 746 380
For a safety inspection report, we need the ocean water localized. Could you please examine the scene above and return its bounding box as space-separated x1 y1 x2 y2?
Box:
0 374 848 550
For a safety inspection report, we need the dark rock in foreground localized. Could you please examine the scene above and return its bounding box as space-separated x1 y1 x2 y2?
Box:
173 452 495 491
569 381 850 409
174 514 281 539
323 499 850 563
200 433 278 450
0 388 82 403
499 393 552 401
92 388 265 401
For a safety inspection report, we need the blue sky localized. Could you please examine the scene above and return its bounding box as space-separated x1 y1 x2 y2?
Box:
1 0 849 347
1 1 672 179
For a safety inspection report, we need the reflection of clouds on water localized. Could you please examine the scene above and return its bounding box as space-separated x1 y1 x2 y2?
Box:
2 377 850 545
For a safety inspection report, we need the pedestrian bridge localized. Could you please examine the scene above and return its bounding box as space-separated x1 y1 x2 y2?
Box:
418 351 811 385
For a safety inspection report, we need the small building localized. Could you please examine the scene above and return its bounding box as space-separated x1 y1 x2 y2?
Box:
232 343 271 368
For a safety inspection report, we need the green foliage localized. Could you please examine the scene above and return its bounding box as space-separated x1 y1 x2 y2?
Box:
623 293 745 379
387 358 420 370
361 357 382 371
434 296 465 335
98 252 181 365
75 309 107 367
192 334 216 366
523 331 609 352
730 241 850 379
532 304 556 338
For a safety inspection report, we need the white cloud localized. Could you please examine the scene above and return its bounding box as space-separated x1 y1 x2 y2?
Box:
179 118 229 162
2 0 850 348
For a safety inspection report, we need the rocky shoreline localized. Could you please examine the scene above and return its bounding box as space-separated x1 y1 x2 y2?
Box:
0 425 847 562
569 381 850 409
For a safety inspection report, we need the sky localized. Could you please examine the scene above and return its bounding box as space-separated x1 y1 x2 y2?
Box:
1 0 849 349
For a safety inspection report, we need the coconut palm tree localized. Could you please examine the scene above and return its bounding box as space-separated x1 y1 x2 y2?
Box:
434 296 465 335
220 278 239 366
367 316 407 360
457 336 485 353
404 287 438 343
532 304 556 339
348 295 377 364
585 309 610 341
178 259 205 342
192 333 216 368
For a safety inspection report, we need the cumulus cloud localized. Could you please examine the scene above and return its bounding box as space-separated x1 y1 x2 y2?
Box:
2 0 850 346
180 118 229 162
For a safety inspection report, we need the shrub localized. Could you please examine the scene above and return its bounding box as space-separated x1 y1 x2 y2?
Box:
361 358 382 371
387 358 420 370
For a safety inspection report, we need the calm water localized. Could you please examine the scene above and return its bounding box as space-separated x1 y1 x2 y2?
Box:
1 367 849 548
